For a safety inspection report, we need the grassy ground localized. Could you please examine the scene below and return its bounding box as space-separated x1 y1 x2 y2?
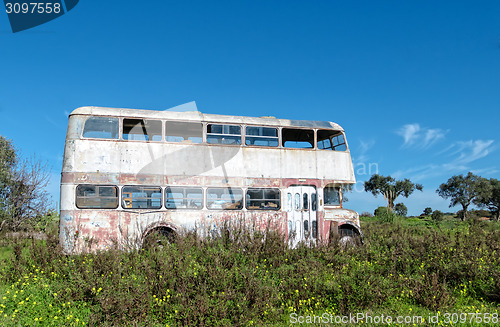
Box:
0 217 498 326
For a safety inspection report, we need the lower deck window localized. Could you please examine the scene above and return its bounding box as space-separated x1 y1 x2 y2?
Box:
165 187 203 209
122 186 162 209
207 187 243 210
324 185 341 206
246 188 280 210
76 185 118 209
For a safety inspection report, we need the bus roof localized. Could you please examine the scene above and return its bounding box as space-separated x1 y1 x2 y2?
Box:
70 106 344 131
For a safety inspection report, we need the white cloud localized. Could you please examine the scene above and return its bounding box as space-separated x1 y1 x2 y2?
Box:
396 123 447 149
454 140 495 164
392 139 495 183
353 139 375 163
397 123 420 146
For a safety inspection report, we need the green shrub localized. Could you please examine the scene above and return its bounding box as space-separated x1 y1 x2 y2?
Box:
431 210 444 221
0 221 499 325
374 206 396 222
394 203 408 217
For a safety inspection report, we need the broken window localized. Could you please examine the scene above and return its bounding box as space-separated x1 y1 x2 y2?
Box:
317 130 347 151
165 121 203 143
207 124 241 145
123 119 162 141
122 186 162 209
207 187 243 210
282 128 314 148
82 117 119 139
76 185 118 209
324 185 341 206
165 187 203 209
246 188 280 210
245 126 278 147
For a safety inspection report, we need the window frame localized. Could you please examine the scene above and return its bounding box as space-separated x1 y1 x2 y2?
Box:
75 184 119 209
323 185 341 207
281 127 315 149
244 125 279 148
165 120 203 144
206 187 244 210
122 118 163 142
245 188 281 210
206 124 242 145
81 116 120 140
165 186 204 210
317 130 347 152
121 185 163 210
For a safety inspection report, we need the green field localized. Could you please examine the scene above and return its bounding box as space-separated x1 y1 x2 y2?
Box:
0 217 498 326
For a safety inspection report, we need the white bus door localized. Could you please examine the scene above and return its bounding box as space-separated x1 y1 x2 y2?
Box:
286 186 317 247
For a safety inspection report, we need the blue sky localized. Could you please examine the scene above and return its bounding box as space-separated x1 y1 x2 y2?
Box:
1 1 499 215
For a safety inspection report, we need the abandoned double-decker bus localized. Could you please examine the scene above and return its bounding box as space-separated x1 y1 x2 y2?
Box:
59 106 361 252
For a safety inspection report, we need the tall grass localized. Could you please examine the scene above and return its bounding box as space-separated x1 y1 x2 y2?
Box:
0 219 499 326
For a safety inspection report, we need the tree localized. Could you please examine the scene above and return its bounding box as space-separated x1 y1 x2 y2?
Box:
0 136 17 224
431 210 443 221
475 178 500 221
423 207 432 216
0 136 52 231
394 203 408 217
364 174 423 210
436 172 491 221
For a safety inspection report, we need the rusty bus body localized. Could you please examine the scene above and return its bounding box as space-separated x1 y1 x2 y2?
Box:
60 106 361 252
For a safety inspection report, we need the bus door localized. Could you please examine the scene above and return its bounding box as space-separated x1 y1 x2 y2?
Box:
286 185 317 247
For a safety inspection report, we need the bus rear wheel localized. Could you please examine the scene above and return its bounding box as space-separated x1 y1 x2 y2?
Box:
143 227 176 249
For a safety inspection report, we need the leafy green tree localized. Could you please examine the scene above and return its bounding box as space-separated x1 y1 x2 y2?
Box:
436 172 491 221
0 136 52 231
364 174 423 210
431 210 443 221
394 203 408 217
475 178 500 221
423 207 432 216
0 136 17 225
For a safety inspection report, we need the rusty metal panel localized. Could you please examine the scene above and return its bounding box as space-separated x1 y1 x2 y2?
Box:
324 208 360 225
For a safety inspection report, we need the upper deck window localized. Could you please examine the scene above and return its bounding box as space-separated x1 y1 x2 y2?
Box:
82 117 119 139
123 119 162 141
122 186 162 209
282 128 314 149
317 130 347 151
245 126 278 147
76 185 118 209
165 121 203 143
207 124 241 145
